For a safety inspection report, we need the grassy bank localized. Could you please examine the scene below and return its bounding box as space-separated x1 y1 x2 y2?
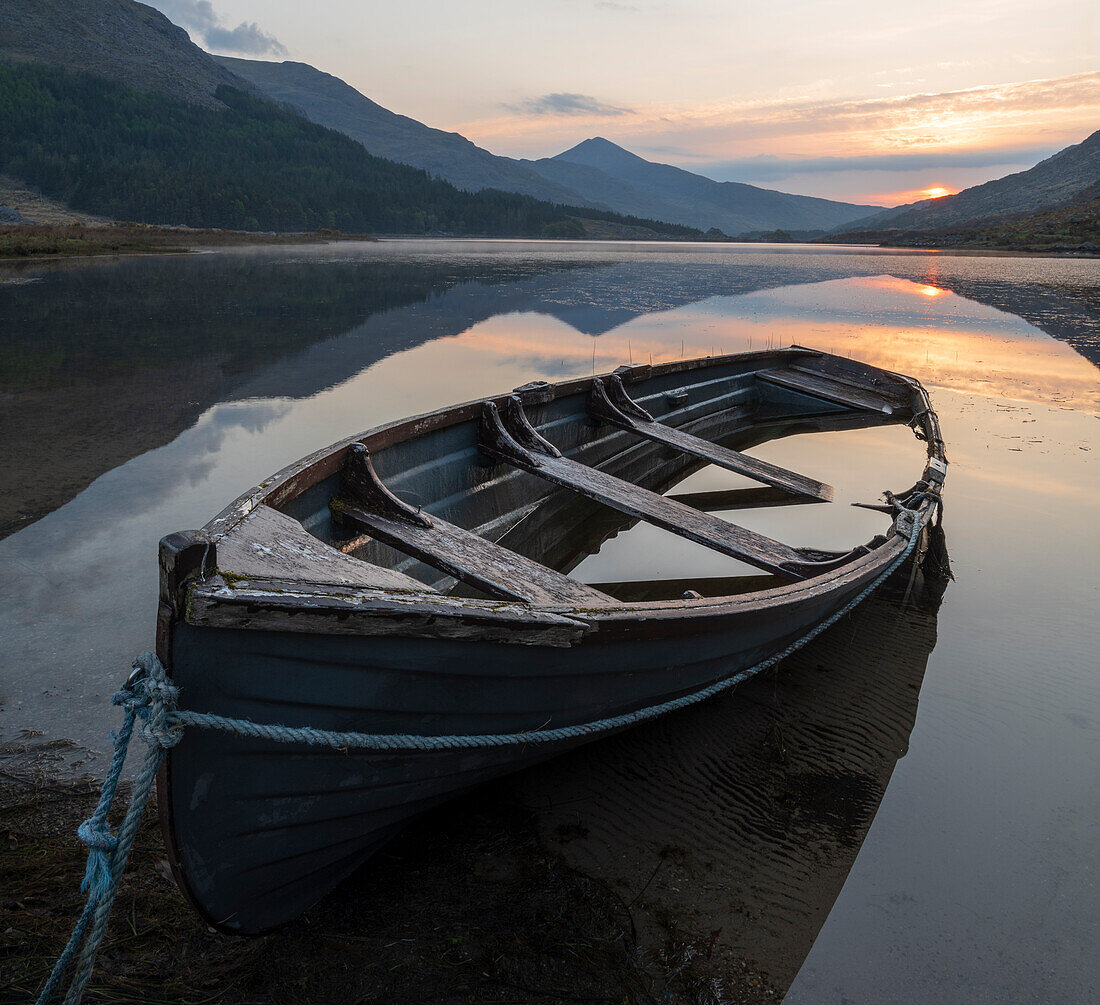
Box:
0 223 349 260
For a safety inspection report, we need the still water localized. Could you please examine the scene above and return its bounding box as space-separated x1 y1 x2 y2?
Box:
1 241 1097 1001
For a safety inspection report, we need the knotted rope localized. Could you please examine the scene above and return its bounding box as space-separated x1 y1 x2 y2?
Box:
39 505 926 1003
37 653 182 1005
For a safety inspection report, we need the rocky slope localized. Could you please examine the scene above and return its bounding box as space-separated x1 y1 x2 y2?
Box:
0 0 254 108
216 57 597 206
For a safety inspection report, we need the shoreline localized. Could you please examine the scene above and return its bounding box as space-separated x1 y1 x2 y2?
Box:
5 223 1099 265
0 222 367 263
0 737 780 1004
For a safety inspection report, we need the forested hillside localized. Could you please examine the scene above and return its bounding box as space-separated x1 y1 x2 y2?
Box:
0 62 706 238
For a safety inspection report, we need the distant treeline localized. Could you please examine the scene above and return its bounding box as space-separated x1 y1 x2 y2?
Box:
0 62 707 238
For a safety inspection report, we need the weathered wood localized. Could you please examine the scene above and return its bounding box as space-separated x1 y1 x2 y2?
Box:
334 499 614 607
480 398 824 580
588 376 833 502
667 486 827 512
187 576 592 647
342 443 432 527
756 367 895 414
590 574 782 602
159 530 216 607
217 504 431 593
205 348 817 538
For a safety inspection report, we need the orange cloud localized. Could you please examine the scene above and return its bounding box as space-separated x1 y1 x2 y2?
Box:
461 71 1100 164
867 183 961 204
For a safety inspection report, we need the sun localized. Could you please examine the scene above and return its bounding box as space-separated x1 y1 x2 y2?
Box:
921 186 954 200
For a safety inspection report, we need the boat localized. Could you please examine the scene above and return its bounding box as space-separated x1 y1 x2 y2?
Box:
154 347 947 934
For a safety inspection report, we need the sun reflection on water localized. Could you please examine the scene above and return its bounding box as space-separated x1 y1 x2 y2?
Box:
396 275 1099 416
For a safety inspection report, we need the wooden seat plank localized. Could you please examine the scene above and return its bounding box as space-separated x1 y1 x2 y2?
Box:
478 399 816 580
336 501 614 607
667 486 826 511
504 452 810 578
622 417 832 501
217 504 431 593
334 443 613 607
588 376 832 502
756 367 894 414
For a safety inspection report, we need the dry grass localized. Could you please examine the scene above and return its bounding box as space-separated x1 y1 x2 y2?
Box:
0 222 363 261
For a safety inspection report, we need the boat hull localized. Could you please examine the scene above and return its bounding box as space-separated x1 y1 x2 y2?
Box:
164 544 904 933
157 349 946 933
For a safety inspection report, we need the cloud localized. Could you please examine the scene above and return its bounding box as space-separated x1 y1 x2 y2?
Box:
151 1 288 57
699 145 1063 181
466 71 1100 167
513 93 633 117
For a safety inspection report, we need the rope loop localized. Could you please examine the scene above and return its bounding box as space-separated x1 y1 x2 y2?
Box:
75 819 118 853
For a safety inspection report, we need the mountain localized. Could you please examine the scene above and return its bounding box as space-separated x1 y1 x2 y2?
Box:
0 62 707 238
0 0 255 109
207 60 877 233
214 57 598 207
0 1 710 239
866 180 1100 252
521 138 880 234
843 129 1100 231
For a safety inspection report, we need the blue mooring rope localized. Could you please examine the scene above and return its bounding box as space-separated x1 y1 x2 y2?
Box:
37 507 924 1004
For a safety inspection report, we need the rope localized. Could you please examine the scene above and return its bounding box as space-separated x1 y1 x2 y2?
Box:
38 506 924 1003
36 653 182 1005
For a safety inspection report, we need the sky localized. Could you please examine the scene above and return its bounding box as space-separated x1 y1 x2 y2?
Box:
150 1 1098 206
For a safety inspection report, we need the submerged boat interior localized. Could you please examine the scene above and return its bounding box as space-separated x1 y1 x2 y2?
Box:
170 347 945 630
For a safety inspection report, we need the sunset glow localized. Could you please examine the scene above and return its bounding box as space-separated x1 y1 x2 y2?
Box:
870 183 964 205
148 0 1099 205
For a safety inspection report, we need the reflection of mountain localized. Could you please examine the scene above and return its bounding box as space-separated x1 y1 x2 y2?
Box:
526 261 1100 364
917 276 1100 367
4 251 1096 539
508 545 949 994
0 256 586 537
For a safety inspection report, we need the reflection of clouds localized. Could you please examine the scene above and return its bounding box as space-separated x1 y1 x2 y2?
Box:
0 396 297 748
436 277 1100 414
1 400 291 565
205 399 290 437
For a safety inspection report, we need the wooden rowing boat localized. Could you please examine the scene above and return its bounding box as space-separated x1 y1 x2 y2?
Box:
155 347 947 934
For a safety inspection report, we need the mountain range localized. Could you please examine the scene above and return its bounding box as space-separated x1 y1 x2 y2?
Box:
213 56 595 207
217 56 880 234
2 0 1098 239
0 0 712 240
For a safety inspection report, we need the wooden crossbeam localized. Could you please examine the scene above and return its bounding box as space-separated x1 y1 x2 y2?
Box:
666 486 826 512
588 376 833 502
334 444 613 607
756 367 894 414
479 398 860 581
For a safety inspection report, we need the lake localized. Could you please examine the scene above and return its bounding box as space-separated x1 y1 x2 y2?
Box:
1 240 1097 1002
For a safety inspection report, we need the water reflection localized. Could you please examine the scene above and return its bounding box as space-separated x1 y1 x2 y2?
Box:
511 539 951 994
1 247 1096 749
3 247 1097 540
0 255 595 536
0 241 1096 1002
